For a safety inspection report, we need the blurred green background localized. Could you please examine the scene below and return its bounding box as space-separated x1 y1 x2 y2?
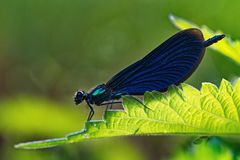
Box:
0 0 240 159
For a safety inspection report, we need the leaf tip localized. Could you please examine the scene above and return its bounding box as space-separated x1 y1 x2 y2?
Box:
168 14 176 22
14 143 23 149
14 138 67 150
219 78 233 93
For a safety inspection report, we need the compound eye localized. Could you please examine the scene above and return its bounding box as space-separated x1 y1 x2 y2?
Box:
75 90 83 97
79 91 84 96
74 90 85 105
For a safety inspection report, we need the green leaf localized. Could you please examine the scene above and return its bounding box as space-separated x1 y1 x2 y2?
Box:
172 138 234 160
0 96 85 136
14 138 67 149
169 14 240 64
15 79 240 149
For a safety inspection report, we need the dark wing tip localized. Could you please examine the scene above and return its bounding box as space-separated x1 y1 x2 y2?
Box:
180 28 204 42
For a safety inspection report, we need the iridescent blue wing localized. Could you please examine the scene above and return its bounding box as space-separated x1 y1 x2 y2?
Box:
106 28 205 95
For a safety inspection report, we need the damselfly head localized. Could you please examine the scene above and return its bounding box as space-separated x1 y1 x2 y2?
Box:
74 90 87 105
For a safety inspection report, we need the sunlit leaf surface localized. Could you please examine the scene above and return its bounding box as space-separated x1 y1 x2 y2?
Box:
15 79 240 149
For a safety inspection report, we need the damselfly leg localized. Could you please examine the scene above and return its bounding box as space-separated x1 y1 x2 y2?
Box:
87 101 94 121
